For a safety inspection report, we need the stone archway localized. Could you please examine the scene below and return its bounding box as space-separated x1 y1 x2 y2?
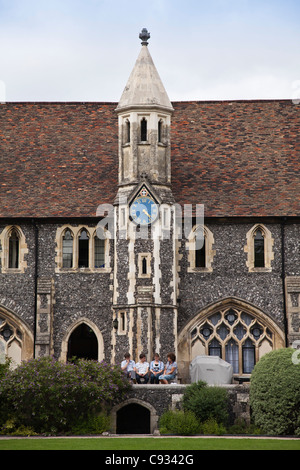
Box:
111 398 158 435
60 318 105 363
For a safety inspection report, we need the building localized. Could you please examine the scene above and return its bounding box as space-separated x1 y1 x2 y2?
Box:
0 29 299 384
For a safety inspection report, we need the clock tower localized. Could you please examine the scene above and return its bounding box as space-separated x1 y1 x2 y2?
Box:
112 29 178 367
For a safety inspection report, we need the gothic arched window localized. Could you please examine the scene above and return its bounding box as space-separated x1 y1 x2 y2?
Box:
0 226 28 273
8 229 20 269
126 120 130 144
244 224 274 272
254 229 265 268
190 306 276 376
94 235 105 268
62 229 73 268
56 226 110 272
78 229 89 268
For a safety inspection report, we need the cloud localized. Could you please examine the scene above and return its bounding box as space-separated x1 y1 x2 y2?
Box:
0 0 299 101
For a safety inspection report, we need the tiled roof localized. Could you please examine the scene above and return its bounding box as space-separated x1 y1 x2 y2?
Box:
0 100 299 218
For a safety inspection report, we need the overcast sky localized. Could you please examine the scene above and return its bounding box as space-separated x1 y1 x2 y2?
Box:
0 0 299 102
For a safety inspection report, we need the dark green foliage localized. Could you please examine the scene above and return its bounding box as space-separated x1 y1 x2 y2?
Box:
159 410 200 435
250 348 300 436
0 357 131 434
182 381 229 426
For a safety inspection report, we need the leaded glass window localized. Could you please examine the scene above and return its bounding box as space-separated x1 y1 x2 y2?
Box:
94 236 105 268
62 230 73 268
190 307 274 376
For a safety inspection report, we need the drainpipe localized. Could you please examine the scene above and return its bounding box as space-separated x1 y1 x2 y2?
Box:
281 217 288 347
32 219 39 358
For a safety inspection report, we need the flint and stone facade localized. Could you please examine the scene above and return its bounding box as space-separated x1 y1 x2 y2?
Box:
0 32 299 385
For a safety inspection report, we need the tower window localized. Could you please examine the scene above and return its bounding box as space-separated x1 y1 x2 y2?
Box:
8 229 19 269
126 120 130 143
142 257 147 275
158 119 163 143
141 118 147 142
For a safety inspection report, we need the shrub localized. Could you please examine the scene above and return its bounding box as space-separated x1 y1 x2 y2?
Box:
159 410 200 435
199 417 227 435
0 357 130 434
0 358 11 381
70 413 110 435
182 381 229 426
250 348 300 436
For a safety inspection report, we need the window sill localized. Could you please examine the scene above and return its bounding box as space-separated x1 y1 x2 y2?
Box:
187 267 213 273
0 268 24 274
56 267 111 274
248 267 272 273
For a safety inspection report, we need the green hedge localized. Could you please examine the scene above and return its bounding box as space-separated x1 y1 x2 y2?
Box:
250 348 300 436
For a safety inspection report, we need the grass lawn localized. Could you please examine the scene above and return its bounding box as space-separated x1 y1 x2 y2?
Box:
0 437 300 451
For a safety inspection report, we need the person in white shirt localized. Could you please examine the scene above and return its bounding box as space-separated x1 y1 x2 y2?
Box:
150 353 164 384
134 353 149 384
121 352 136 381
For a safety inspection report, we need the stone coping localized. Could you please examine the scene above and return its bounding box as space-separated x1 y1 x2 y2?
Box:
131 383 249 390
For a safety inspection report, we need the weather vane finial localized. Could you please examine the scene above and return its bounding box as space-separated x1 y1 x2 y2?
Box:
139 28 150 46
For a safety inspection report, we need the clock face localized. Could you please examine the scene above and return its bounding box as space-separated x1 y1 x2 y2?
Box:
130 189 159 225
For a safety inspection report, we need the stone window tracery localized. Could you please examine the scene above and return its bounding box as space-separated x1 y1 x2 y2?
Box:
191 306 275 376
0 315 23 366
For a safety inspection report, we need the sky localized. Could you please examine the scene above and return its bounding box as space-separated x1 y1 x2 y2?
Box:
0 0 299 102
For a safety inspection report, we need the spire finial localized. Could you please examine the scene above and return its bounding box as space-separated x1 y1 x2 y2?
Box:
139 28 150 46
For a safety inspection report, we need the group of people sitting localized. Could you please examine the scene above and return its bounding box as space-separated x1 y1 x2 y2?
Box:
121 352 177 384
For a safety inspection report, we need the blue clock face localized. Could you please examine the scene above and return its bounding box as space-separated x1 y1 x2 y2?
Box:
130 192 159 225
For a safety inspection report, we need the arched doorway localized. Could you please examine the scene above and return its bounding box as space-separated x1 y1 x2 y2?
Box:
60 318 105 363
67 323 98 361
111 399 158 434
117 403 150 434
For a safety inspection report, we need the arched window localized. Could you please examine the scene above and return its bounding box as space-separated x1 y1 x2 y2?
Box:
190 306 276 376
56 225 110 272
141 118 147 142
0 226 28 273
8 229 19 269
62 229 73 268
187 225 215 272
254 229 265 268
126 120 130 144
94 235 105 268
195 238 206 268
244 224 274 272
78 229 89 268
